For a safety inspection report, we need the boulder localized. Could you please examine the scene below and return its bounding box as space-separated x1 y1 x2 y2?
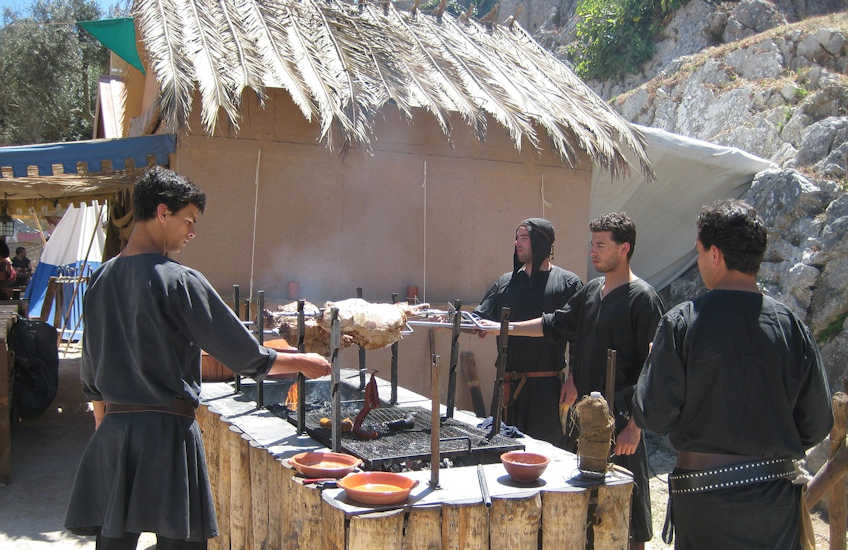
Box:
810 256 848 334
723 0 788 43
796 116 848 166
724 40 785 80
743 169 831 233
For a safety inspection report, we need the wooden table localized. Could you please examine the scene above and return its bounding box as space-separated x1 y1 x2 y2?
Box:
199 371 634 549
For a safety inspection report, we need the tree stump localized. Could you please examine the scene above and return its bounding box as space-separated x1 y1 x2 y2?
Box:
441 503 488 550
490 494 542 549
348 509 405 550
542 489 590 548
403 506 441 549
593 482 632 550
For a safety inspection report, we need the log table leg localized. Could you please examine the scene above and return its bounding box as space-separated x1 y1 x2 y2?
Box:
542 490 590 548
348 509 405 550
216 418 231 549
197 407 221 550
402 506 441 549
322 499 347 550
229 427 253 549
442 503 489 550
593 483 632 550
490 494 542 549
284 472 323 548
249 442 270 549
268 457 285 549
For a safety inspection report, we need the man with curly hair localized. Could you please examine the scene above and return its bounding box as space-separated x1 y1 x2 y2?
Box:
632 199 832 550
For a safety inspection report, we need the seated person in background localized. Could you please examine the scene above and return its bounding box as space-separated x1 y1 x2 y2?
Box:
0 242 15 299
11 246 31 285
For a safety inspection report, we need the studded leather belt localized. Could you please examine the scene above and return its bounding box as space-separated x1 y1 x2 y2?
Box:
669 457 797 495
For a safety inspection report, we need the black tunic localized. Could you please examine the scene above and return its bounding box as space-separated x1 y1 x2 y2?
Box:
66 254 277 541
474 266 582 444
633 290 833 550
542 277 665 543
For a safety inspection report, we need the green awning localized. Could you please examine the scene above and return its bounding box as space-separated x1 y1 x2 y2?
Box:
77 18 145 74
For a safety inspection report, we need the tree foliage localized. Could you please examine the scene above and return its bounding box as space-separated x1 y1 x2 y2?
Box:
569 0 690 81
0 0 109 146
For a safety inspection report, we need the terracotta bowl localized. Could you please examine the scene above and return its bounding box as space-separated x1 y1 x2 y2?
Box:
500 451 550 483
338 472 419 506
289 451 362 479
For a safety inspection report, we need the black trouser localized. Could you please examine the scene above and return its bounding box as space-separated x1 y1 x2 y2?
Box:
96 532 208 550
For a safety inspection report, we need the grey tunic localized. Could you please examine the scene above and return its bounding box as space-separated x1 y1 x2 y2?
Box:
66 254 276 540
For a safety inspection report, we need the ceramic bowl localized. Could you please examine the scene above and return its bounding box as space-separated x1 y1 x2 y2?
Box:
337 472 419 505
289 451 362 479
500 451 550 483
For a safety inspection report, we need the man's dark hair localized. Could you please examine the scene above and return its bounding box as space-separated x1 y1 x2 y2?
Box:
0 242 9 259
15 247 25 255
133 166 206 221
589 211 636 260
697 200 767 275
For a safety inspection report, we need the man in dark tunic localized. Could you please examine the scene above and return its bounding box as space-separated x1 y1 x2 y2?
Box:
474 218 582 444
632 200 832 550
505 212 664 550
65 167 331 550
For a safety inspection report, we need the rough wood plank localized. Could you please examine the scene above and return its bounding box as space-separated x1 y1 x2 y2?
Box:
442 504 488 550
267 456 284 550
403 506 441 550
542 490 590 549
490 495 541 550
348 509 405 550
230 429 254 549
322 499 347 550
283 474 323 548
249 442 270 549
829 393 848 550
197 406 221 550
594 483 632 550
0 345 11 486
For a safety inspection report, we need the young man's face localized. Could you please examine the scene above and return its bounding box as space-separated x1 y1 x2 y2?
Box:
514 225 532 265
695 239 717 289
590 231 627 273
162 203 201 254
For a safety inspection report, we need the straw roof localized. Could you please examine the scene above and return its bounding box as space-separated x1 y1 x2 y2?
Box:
134 0 651 177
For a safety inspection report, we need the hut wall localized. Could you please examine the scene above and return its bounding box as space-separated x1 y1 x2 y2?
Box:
175 88 593 411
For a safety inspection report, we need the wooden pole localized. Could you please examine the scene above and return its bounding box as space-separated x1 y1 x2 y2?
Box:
461 351 486 418
198 406 222 550
489 494 542 550
442 504 489 550
229 428 253 550
267 457 285 550
248 442 269 549
542 490 590 548
829 392 848 550
322 499 347 550
605 349 617 413
216 418 231 550
348 509 405 550
403 506 442 549
593 483 632 550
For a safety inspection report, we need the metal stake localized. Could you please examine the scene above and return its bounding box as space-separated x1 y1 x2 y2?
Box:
430 352 441 489
605 349 617 414
256 290 265 407
357 287 366 390
296 299 306 434
446 299 462 418
233 284 240 393
330 307 341 452
390 292 399 405
488 307 511 439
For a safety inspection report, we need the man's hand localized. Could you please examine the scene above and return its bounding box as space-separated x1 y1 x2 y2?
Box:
475 319 499 338
296 353 332 378
614 418 642 455
559 375 578 407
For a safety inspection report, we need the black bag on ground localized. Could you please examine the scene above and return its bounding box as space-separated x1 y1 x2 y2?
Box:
10 318 59 419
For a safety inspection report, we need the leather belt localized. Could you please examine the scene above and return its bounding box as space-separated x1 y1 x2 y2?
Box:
676 450 759 470
105 399 196 419
503 370 563 407
669 457 797 495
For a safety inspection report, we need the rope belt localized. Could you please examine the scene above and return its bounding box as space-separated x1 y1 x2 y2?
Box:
105 399 196 419
662 454 797 544
502 370 563 407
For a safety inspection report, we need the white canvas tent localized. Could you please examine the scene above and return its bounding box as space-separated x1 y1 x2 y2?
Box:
590 125 776 290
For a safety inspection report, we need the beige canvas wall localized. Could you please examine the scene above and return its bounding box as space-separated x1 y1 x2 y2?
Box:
174 89 594 415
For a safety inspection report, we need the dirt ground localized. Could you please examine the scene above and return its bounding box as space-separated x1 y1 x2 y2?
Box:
0 350 836 548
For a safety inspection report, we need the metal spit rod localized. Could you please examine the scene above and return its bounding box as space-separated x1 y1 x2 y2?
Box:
445 299 462 418
330 307 341 452
256 290 265 407
430 352 441 489
406 310 498 332
488 307 511 439
357 287 366 390
296 300 306 434
390 292 399 405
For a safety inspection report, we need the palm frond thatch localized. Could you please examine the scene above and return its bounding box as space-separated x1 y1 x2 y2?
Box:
133 0 651 176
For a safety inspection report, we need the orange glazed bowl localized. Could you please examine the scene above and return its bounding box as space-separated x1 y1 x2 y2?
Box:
289 451 362 479
500 451 550 483
337 472 419 506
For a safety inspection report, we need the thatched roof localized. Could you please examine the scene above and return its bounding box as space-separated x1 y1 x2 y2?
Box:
134 0 650 177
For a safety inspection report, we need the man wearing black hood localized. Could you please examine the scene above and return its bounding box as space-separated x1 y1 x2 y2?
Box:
473 218 583 444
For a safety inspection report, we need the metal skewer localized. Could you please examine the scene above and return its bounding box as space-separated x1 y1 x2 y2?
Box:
477 464 491 507
430 352 441 489
330 307 341 452
357 287 366 390
488 307 511 439
233 284 241 393
296 300 306 434
390 292 399 405
256 290 264 407
446 299 462 418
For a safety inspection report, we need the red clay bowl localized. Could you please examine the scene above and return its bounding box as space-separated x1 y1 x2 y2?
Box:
289 451 362 479
337 472 419 506
500 451 550 483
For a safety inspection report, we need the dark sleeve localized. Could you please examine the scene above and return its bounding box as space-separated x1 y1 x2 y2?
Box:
794 323 833 449
80 335 102 401
616 289 665 419
632 311 687 434
473 280 501 321
174 270 276 380
542 284 584 341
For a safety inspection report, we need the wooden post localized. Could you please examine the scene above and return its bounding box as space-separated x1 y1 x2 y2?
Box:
249 442 270 549
593 483 632 550
322 499 347 550
216 418 231 550
489 494 542 549
284 475 323 548
442 504 489 550
829 393 848 550
403 506 442 549
229 428 254 550
0 339 10 486
348 509 405 550
198 406 222 550
268 456 284 550
542 490 590 548
40 277 57 322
